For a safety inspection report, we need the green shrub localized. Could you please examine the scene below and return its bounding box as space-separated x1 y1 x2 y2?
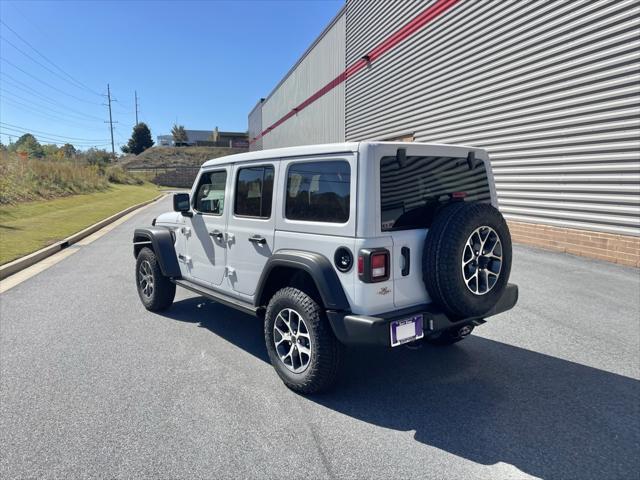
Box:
104 165 144 185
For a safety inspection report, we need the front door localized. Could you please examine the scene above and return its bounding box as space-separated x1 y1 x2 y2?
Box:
226 162 277 297
185 167 230 286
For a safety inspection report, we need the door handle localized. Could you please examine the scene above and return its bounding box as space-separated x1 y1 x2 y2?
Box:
401 246 410 276
209 230 224 240
248 235 267 245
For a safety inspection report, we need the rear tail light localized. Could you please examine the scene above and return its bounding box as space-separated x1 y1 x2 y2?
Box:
358 248 390 283
371 252 387 278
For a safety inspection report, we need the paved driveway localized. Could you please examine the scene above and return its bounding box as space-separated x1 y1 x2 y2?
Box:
1 197 638 479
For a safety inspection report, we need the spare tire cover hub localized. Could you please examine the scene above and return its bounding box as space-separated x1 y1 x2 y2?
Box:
462 226 503 295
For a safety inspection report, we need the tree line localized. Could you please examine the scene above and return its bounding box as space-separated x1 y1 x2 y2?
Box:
0 133 115 166
1 122 196 161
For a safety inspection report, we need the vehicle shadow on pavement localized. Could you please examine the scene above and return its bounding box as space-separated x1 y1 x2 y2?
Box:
160 297 270 363
161 297 640 480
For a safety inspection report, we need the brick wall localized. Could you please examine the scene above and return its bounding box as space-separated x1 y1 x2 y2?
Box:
508 221 640 268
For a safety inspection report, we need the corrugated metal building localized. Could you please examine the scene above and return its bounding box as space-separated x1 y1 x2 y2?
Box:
248 0 640 266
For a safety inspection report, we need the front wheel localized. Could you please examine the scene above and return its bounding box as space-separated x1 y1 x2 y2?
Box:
136 247 176 311
264 287 343 394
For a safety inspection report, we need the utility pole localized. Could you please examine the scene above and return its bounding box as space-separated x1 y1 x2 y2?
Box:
104 83 116 158
135 90 139 125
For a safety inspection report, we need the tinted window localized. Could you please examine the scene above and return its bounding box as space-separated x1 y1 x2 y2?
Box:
286 161 350 223
380 155 490 231
234 165 274 218
194 170 227 214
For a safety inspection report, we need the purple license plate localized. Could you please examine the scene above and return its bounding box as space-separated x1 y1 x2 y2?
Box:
390 315 424 347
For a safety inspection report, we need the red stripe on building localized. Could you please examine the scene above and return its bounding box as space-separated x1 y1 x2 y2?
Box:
250 0 459 145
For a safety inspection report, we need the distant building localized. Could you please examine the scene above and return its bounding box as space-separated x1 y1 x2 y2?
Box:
157 128 249 148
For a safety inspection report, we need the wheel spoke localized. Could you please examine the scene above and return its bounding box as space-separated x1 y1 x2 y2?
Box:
277 312 290 331
465 270 479 294
297 330 310 340
290 310 301 334
273 307 312 373
282 352 292 366
297 344 311 356
274 327 288 346
461 226 503 296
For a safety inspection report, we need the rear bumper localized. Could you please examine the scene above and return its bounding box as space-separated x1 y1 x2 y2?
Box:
326 283 518 347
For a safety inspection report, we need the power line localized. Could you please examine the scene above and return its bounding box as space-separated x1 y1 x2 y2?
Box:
0 19 102 97
113 125 128 142
0 122 111 142
0 34 101 98
0 130 111 147
111 97 134 115
0 71 104 121
135 90 139 125
0 71 65 104
0 95 99 128
0 131 111 148
0 89 104 122
0 56 103 105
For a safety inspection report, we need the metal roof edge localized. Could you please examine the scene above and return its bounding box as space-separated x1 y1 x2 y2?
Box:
262 3 346 104
249 98 265 116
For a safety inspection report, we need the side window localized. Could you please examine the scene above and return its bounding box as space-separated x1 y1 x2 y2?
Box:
194 170 227 215
234 165 274 218
285 161 350 223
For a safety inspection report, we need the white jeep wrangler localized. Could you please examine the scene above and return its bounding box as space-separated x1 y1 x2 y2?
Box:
133 142 518 393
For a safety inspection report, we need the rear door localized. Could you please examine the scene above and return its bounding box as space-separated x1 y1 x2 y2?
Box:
376 145 492 308
225 161 278 297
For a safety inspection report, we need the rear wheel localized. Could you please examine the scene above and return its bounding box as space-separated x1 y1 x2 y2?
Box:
136 247 176 311
264 287 342 394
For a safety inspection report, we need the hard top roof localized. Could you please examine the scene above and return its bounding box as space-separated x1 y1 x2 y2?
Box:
201 142 361 167
200 141 487 168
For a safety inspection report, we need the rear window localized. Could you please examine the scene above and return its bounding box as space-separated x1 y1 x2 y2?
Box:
285 161 350 223
380 155 490 231
234 165 274 218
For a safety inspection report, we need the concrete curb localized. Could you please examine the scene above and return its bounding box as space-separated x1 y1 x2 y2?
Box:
0 193 166 280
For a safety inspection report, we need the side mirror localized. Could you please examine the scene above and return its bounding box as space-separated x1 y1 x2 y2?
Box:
173 193 192 216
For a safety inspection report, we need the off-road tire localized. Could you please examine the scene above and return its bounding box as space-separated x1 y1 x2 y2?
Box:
265 287 343 394
135 247 176 311
423 202 512 318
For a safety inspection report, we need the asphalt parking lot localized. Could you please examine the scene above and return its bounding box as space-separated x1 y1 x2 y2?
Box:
1 196 638 479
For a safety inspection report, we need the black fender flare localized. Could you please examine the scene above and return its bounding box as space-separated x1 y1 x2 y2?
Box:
255 250 350 311
133 227 181 277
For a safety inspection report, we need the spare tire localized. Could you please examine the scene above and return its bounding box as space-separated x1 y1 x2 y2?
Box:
422 202 512 318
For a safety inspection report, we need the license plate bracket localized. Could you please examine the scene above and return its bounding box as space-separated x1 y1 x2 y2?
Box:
390 314 424 347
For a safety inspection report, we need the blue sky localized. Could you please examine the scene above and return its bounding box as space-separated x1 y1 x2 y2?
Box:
0 0 343 151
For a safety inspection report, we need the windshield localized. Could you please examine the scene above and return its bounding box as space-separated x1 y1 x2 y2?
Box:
380 155 491 231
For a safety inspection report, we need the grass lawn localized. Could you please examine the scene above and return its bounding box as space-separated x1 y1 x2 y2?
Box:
0 183 160 265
